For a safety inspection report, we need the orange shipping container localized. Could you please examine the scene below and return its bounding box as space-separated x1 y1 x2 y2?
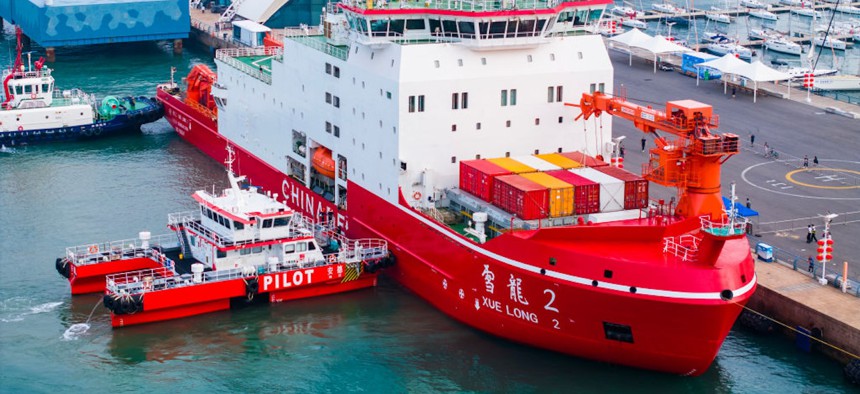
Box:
535 153 582 169
488 157 536 174
520 172 575 217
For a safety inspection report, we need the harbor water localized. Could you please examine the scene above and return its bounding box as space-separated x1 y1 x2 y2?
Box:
0 26 857 392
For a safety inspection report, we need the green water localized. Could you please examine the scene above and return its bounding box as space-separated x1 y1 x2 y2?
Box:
0 26 856 393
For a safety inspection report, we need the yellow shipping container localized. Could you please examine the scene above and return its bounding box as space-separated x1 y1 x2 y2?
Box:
535 153 582 169
520 172 575 217
488 157 535 174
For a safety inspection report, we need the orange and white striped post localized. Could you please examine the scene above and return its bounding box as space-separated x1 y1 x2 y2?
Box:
843 261 849 293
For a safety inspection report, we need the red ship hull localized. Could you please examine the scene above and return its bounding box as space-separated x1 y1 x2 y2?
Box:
161 92 756 375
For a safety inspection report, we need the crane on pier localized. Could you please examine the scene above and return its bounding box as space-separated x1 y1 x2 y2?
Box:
568 91 740 220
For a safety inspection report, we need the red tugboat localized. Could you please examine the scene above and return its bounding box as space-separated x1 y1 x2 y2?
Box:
56 149 391 327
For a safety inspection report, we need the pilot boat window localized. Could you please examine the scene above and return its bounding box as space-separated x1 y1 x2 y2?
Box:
263 219 274 228
24 85 32 94
217 250 227 258
233 221 244 230
285 244 295 253
274 217 290 227
307 242 316 251
252 246 263 253
370 20 389 37
240 248 252 256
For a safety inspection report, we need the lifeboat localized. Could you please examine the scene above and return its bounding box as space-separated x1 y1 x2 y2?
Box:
312 147 336 178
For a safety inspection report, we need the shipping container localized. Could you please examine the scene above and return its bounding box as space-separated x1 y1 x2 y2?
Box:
520 172 575 217
492 174 549 220
459 160 512 202
570 167 625 212
545 170 600 214
536 153 583 169
560 151 609 168
488 157 536 174
512 155 562 172
595 166 650 209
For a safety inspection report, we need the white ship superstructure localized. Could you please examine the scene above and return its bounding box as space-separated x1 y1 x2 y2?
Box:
215 0 613 218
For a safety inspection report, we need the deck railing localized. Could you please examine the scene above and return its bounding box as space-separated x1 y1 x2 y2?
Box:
282 30 349 61
215 47 282 84
340 0 557 12
662 234 701 261
66 233 178 266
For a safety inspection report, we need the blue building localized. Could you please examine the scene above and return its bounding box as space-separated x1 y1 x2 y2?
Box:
0 0 189 59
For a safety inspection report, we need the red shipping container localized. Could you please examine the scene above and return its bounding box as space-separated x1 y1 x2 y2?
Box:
595 166 650 209
559 151 609 168
545 170 600 214
492 174 549 220
460 160 511 202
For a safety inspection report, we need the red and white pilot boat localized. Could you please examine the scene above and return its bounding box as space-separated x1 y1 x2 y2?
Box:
56 149 391 327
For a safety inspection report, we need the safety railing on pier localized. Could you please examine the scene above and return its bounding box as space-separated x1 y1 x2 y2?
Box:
215 47 282 84
65 233 178 266
762 244 860 298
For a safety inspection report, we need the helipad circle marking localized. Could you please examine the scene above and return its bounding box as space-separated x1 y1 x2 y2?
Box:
741 160 860 201
785 168 860 190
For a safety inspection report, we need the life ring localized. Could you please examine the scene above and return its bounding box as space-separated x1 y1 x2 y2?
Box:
30 93 36 99
88 244 99 254
328 254 336 263
412 191 422 201
17 126 23 131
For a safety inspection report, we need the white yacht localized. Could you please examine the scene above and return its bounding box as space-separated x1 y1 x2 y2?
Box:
835 5 860 14
813 35 848 50
621 18 648 29
764 38 803 55
740 0 767 8
652 2 685 14
611 5 638 17
707 37 754 59
706 10 733 24
749 9 778 20
791 8 823 18
812 75 860 91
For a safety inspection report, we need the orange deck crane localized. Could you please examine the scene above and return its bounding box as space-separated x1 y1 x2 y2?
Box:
568 91 740 220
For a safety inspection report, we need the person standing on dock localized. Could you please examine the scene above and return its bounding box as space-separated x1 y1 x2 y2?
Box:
811 224 818 243
746 198 751 209
803 155 809 168
808 256 814 273
641 137 647 152
750 133 755 147
813 156 819 166
807 224 813 243
732 86 736 99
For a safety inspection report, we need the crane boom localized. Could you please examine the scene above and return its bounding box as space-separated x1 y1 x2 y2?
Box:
568 92 740 219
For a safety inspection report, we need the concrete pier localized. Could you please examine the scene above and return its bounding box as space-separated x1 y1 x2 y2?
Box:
750 259 860 364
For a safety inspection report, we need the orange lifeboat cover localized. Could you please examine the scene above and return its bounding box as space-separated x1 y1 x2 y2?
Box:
312 147 336 178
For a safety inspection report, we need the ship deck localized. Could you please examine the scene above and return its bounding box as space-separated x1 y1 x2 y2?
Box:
233 54 276 76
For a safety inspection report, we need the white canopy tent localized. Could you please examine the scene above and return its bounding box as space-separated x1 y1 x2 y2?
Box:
608 29 652 66
631 35 693 73
737 60 793 102
698 55 793 102
697 54 750 95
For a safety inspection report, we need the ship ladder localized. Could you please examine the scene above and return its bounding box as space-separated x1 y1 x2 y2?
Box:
175 229 190 258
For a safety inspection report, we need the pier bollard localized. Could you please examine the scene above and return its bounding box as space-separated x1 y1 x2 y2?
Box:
173 39 183 54
46 48 55 63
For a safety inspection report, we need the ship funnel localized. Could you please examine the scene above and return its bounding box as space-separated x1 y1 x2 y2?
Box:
139 231 151 250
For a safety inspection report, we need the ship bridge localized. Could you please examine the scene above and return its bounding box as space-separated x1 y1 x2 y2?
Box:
337 0 610 49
